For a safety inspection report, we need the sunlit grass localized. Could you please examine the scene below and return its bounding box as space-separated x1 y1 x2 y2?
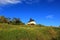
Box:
0 23 60 40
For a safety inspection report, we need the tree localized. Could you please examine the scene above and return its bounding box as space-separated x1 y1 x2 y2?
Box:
59 26 60 27
0 16 25 25
29 18 35 22
0 16 8 23
11 18 24 25
6 17 11 24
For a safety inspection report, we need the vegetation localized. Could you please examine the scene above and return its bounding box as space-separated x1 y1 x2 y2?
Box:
0 16 25 25
0 23 59 40
0 16 60 40
28 18 35 22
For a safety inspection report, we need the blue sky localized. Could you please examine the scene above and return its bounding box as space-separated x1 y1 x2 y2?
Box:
0 0 60 26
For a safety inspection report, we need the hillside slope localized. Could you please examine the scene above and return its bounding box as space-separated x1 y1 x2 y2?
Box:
0 24 60 40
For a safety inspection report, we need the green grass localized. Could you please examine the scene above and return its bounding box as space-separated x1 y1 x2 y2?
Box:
0 23 60 40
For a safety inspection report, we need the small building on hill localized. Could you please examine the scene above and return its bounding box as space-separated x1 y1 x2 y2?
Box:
27 18 36 25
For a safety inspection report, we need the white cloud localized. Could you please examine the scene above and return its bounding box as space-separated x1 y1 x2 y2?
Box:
46 15 54 19
22 0 40 4
0 0 21 5
0 0 55 5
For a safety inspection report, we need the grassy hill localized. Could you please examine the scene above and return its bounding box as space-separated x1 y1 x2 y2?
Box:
0 23 60 40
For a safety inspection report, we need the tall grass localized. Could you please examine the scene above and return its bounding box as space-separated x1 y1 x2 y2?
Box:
0 23 60 40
